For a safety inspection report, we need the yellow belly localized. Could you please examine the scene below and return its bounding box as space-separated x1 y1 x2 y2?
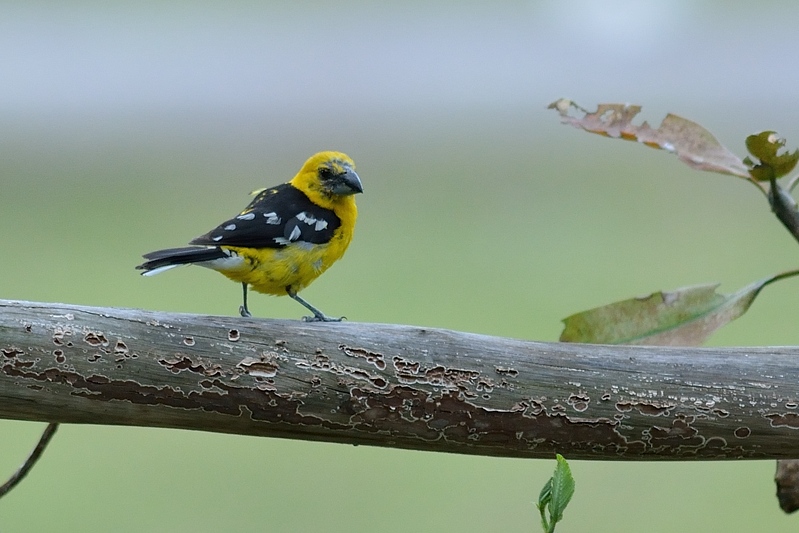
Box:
217 240 347 296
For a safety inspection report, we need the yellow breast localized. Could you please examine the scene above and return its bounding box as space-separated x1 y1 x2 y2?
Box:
217 196 357 295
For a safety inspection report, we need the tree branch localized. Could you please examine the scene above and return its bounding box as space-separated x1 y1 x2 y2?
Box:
769 179 799 246
2 299 798 460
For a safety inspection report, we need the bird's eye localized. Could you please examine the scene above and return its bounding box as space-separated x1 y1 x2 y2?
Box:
318 166 334 181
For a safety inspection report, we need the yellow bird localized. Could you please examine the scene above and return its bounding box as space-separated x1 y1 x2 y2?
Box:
136 151 363 321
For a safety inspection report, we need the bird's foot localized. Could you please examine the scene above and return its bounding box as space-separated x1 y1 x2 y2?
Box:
302 314 345 323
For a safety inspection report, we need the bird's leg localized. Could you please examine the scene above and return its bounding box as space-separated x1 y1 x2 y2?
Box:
239 283 252 317
286 287 343 322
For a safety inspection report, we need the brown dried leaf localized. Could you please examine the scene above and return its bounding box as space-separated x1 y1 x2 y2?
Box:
548 98 750 179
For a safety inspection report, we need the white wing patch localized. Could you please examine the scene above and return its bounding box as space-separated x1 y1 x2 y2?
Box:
236 213 256 221
296 211 316 225
268 212 332 247
273 224 303 246
224 223 236 231
297 211 328 232
263 212 281 225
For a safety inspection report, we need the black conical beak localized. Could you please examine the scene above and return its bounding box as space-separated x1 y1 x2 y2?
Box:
333 167 363 195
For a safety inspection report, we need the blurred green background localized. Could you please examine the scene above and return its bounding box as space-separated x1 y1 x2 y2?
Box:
3 1 799 531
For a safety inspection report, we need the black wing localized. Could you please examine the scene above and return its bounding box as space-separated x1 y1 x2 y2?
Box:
190 183 341 249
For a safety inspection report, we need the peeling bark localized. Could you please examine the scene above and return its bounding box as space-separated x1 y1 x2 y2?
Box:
2 299 799 459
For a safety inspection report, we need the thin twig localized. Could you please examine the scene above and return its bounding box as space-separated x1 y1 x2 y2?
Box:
0 423 59 499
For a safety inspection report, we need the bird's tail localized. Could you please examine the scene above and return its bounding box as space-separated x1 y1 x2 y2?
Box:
136 246 228 276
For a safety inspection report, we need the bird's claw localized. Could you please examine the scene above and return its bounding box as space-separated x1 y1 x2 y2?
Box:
302 314 345 323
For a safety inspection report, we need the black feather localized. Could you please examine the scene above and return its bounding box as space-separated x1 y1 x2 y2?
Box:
189 183 341 249
136 247 228 272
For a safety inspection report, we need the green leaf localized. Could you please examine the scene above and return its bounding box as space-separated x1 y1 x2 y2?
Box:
548 455 575 524
560 270 799 345
537 477 552 510
535 455 575 533
536 478 553 533
745 131 799 181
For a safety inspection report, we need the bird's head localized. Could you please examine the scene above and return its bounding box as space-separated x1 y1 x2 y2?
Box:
291 151 363 207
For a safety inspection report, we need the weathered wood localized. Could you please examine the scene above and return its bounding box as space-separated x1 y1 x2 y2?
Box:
1 299 798 459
